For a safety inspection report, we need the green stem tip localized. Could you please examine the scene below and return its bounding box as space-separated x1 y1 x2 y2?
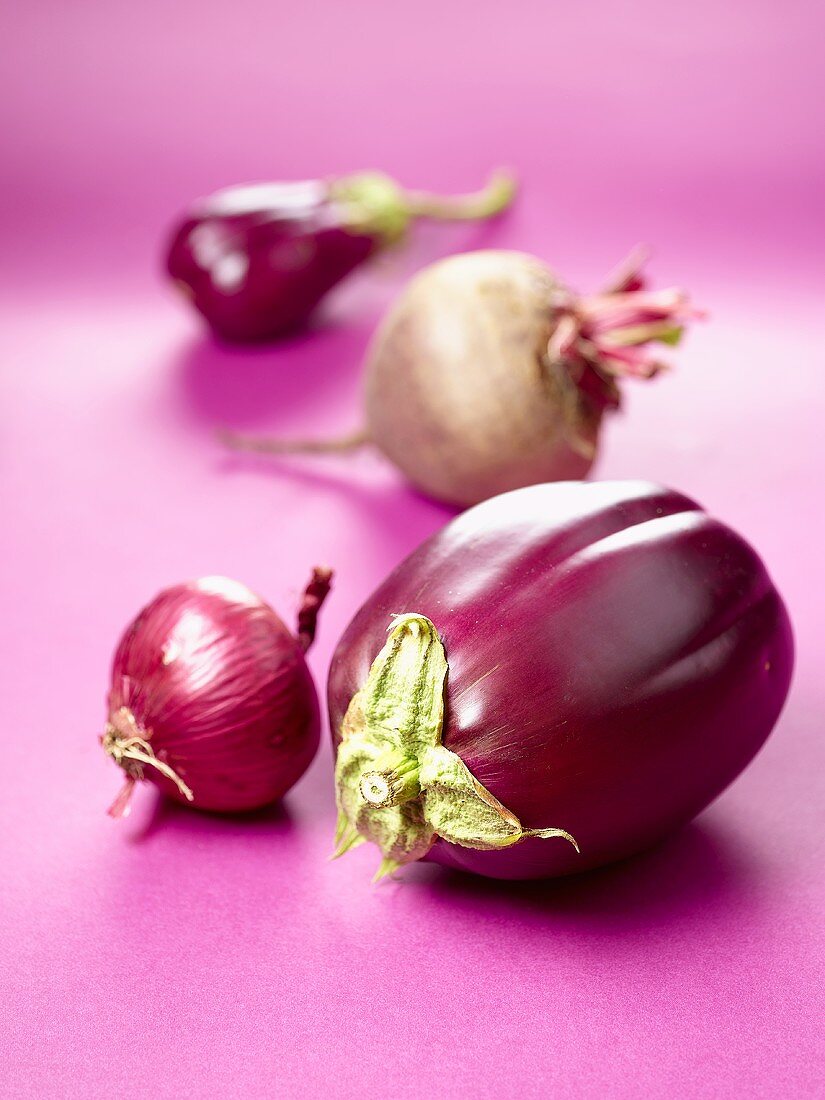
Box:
330 169 517 247
406 169 518 221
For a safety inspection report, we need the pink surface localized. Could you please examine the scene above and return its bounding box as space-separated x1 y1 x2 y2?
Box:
2 3 824 1097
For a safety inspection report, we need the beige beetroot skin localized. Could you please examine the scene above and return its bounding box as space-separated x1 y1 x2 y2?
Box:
364 251 598 506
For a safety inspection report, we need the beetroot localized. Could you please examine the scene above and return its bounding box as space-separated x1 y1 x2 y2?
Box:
227 249 699 506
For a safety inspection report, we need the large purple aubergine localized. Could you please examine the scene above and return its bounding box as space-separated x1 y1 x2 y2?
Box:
328 481 793 882
165 170 516 342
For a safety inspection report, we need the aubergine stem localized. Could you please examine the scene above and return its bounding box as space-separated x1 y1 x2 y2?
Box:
220 427 370 457
333 614 578 881
102 707 194 817
296 567 333 652
405 169 517 221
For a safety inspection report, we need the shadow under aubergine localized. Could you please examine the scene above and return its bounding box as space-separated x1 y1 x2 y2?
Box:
172 314 375 431
171 202 518 434
404 817 758 936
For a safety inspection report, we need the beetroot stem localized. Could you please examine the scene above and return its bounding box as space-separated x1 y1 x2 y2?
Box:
220 427 370 456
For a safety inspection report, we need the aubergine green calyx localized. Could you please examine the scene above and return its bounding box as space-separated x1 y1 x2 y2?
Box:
333 614 578 882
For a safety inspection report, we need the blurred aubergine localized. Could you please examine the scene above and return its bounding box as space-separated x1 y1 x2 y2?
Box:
165 170 516 342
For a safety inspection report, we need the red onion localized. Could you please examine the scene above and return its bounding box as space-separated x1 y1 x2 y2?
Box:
328 482 793 881
102 569 331 816
166 171 516 342
226 249 700 506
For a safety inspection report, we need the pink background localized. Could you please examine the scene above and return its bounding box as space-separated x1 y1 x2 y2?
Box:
2 2 823 1096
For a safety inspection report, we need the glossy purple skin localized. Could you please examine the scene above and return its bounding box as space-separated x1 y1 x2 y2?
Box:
166 180 376 342
328 481 794 880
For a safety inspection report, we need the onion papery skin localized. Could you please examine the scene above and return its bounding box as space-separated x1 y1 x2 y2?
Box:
328 482 793 880
107 577 322 813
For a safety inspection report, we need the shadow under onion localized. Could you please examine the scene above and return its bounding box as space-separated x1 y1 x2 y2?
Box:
121 787 297 846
